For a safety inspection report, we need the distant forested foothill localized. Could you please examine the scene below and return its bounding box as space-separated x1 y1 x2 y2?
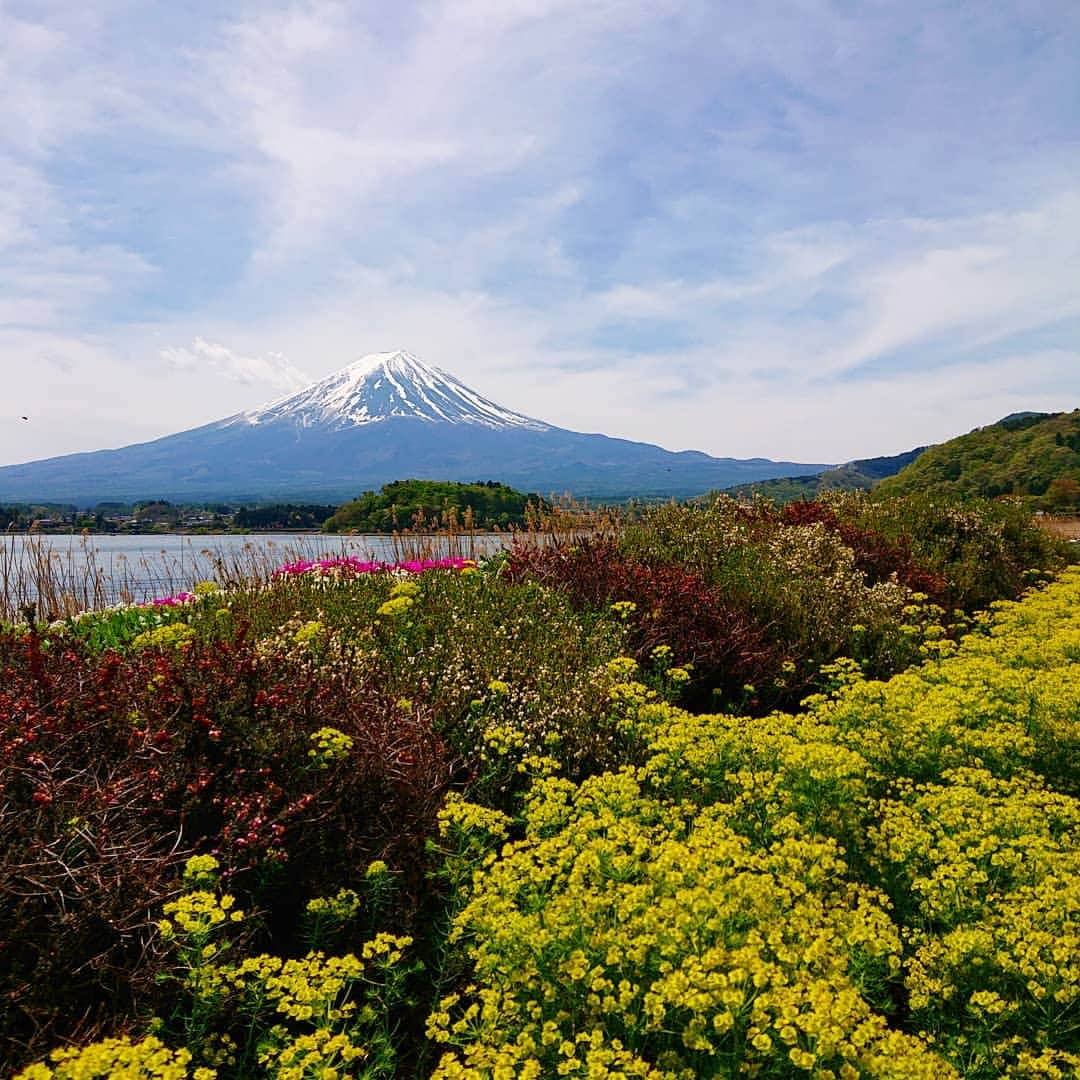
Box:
323 479 549 533
876 410 1080 510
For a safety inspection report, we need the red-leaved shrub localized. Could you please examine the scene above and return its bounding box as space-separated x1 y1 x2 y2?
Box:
0 623 456 1063
780 499 950 600
505 539 779 705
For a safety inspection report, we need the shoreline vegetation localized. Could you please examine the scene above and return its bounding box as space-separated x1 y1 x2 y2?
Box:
4 490 1080 1078
0 480 604 537
0 486 620 624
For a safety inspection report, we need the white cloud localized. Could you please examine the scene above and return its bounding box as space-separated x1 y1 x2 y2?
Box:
191 0 679 265
161 338 311 392
824 193 1080 374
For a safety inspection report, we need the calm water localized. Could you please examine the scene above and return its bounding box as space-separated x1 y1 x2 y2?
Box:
1 531 508 611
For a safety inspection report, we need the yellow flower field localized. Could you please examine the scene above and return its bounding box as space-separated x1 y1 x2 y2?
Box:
432 569 1080 1078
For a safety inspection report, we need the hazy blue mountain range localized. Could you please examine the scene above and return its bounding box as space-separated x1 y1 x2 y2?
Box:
718 446 929 503
0 351 831 504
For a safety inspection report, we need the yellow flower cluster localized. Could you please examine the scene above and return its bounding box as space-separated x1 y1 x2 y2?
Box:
131 622 197 650
160 889 243 941
431 767 939 1078
605 656 639 680
376 578 422 619
258 1027 367 1080
870 768 1080 926
292 619 327 647
480 722 527 764
14 1036 215 1080
306 887 361 923
375 595 414 618
307 726 354 767
438 792 513 845
230 951 367 1024
182 854 221 888
22 847 416 1080
643 707 872 851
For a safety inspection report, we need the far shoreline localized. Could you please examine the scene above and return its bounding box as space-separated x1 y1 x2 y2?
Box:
4 527 513 538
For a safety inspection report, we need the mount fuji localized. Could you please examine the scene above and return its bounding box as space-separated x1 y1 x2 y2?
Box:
0 351 829 503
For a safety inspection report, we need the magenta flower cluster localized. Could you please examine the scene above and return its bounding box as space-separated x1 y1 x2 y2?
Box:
150 592 196 607
272 555 475 578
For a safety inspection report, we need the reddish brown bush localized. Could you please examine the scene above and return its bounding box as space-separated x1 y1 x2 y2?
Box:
0 624 456 1064
505 539 779 705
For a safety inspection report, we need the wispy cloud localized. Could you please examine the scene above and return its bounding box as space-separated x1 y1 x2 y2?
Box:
162 338 311 392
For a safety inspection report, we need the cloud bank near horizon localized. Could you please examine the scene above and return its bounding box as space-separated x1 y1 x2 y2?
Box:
2 1 1079 471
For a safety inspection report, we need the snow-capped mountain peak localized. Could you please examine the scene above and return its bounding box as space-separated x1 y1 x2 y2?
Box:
235 350 551 432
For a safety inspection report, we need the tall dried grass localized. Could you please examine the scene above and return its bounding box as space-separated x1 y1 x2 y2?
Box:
0 532 135 622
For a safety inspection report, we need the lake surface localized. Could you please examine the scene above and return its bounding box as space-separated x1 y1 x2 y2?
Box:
0 532 510 612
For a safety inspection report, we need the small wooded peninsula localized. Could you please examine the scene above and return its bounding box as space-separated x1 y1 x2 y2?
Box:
322 479 549 532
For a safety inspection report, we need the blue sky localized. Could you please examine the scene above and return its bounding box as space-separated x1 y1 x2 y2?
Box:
2 0 1079 467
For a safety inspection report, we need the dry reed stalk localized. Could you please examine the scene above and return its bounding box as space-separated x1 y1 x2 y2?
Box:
0 531 111 622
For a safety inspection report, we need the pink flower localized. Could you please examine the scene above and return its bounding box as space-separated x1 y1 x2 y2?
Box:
150 591 196 607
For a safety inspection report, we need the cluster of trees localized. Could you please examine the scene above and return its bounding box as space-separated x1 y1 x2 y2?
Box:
1 503 79 530
0 505 30 529
0 501 236 533
233 504 337 530
2 487 554 535
323 479 549 533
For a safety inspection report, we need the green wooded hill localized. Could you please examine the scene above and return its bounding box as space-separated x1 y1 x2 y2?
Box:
323 479 548 532
876 410 1080 509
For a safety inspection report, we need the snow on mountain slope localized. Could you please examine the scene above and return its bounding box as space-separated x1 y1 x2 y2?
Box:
234 350 551 432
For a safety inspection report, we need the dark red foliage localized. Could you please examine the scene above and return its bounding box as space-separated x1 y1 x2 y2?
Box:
0 624 457 1064
780 499 950 601
506 539 780 703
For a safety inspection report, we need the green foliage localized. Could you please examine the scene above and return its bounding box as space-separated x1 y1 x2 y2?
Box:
877 409 1080 508
619 498 927 699
716 472 827 503
323 479 547 532
151 857 416 1079
14 1035 211 1080
827 490 1074 610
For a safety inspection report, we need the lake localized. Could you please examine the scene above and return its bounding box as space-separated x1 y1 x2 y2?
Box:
0 531 510 614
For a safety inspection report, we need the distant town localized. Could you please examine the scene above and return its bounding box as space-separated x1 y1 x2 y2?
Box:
0 501 336 534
